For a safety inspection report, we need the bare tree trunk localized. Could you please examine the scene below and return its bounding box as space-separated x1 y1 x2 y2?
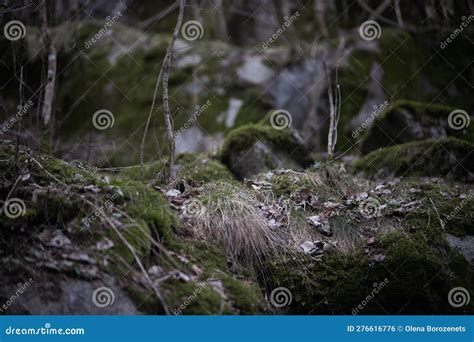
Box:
40 0 57 128
162 0 185 182
324 63 341 160
42 46 57 126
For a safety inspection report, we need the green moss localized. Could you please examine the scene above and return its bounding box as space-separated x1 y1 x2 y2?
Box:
107 219 152 264
265 167 360 203
354 138 474 181
378 100 454 121
118 160 165 181
221 276 267 314
172 237 267 314
219 123 311 171
267 211 473 314
175 153 234 182
125 277 223 315
118 180 178 243
372 212 473 312
270 173 313 198
0 143 95 185
362 100 474 152
163 278 223 315
407 182 474 237
266 250 368 313
118 154 233 183
221 124 290 156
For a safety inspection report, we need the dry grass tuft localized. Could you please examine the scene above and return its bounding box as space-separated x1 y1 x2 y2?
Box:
190 182 283 266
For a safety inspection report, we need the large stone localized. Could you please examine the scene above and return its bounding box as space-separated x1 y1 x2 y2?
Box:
220 124 313 179
354 138 474 182
361 101 473 154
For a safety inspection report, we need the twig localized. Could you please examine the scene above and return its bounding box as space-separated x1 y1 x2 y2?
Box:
29 155 67 186
429 197 445 230
140 67 163 181
5 175 22 202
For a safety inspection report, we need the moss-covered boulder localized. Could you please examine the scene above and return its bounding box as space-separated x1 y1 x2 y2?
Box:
1 21 273 167
118 153 233 183
267 214 473 314
219 124 313 179
256 170 474 314
354 138 474 181
361 101 473 153
0 142 263 314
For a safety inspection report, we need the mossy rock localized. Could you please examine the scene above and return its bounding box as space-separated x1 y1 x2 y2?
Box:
166 239 268 314
118 153 233 183
0 141 97 186
219 124 313 179
338 28 473 153
266 212 473 314
394 180 474 237
118 160 165 182
0 143 270 314
173 153 234 183
354 138 474 181
361 100 473 153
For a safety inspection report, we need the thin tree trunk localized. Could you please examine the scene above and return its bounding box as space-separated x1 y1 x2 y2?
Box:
325 63 335 159
324 63 341 160
42 46 57 126
162 0 185 183
40 0 57 127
